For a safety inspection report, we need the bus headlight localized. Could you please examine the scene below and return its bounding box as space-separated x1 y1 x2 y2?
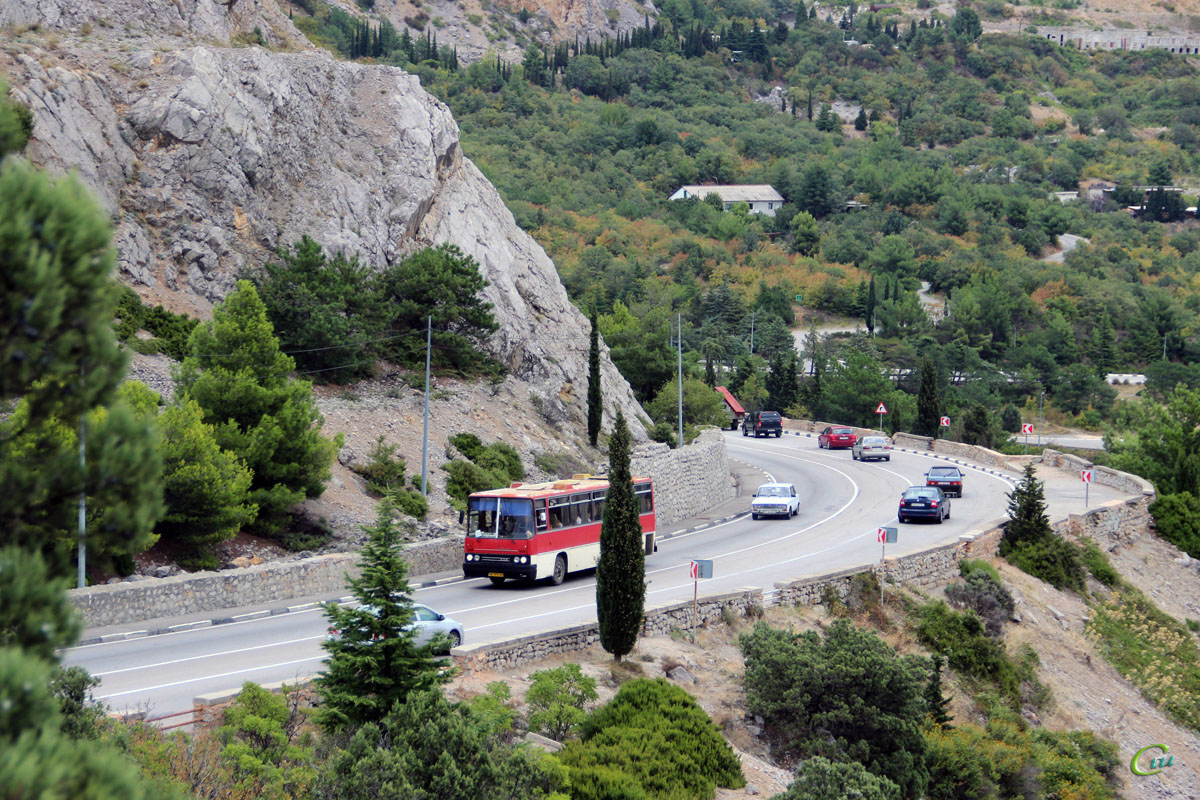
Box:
465 554 475 562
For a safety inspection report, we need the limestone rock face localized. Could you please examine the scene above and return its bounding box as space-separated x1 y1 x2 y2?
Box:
2 1 649 436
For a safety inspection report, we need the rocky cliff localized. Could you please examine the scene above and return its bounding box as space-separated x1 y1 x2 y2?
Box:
1 0 650 448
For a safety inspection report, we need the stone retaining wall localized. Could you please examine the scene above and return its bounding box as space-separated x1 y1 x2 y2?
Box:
69 429 735 628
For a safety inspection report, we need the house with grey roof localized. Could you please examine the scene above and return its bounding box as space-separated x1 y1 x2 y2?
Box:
668 184 785 216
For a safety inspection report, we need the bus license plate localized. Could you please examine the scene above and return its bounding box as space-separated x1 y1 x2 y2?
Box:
488 572 504 578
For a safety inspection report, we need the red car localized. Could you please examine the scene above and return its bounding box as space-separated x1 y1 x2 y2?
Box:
818 426 858 449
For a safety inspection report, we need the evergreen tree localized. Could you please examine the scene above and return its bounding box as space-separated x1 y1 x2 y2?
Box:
866 274 877 335
177 281 341 537
796 163 833 218
960 404 993 448
595 411 645 661
316 502 449 732
587 310 602 447
915 357 941 437
999 466 1086 591
854 107 869 131
1001 465 1052 551
924 654 953 727
158 398 257 570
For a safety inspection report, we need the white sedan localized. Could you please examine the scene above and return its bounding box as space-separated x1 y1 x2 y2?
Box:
751 482 800 520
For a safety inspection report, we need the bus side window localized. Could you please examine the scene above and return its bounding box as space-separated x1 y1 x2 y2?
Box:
548 499 569 529
535 505 548 532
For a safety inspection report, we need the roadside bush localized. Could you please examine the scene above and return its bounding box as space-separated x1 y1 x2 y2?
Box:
739 620 928 799
773 756 900 800
945 566 1014 637
442 434 526 509
526 663 598 741
563 678 745 800
1078 541 1121 587
114 287 199 360
1148 492 1200 559
913 601 1018 695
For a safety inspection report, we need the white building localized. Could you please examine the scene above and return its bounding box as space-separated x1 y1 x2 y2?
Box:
668 184 785 216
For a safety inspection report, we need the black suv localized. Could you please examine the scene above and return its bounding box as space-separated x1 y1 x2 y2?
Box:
742 410 783 438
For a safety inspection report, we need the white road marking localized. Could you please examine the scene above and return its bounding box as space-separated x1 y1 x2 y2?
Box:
89 635 328 677
96 656 326 700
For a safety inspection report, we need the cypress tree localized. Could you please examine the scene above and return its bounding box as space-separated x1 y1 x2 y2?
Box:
316 501 449 732
1001 464 1052 551
587 310 603 447
915 357 941 437
596 411 645 661
865 274 877 334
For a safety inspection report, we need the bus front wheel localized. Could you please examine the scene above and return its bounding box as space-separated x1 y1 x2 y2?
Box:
550 554 567 586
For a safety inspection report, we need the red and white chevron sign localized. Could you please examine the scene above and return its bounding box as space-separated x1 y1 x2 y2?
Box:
1021 423 1034 434
1081 469 1093 483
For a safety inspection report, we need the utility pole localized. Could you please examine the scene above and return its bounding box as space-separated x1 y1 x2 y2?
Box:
420 316 431 496
677 313 684 448
749 313 756 354
77 414 86 589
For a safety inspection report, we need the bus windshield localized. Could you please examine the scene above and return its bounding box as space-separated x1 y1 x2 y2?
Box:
467 497 534 539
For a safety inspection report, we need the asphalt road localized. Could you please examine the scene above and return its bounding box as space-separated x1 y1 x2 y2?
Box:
64 431 1130 717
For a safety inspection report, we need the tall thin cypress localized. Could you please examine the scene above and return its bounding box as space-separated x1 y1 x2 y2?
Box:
915 357 940 437
865 274 877 335
596 411 644 661
587 310 602 447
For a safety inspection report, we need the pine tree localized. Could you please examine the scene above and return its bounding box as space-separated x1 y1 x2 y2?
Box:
924 654 953 727
915 357 941 437
157 398 257 570
587 310 603 447
1001 465 1052 551
176 281 341 536
854 107 868 130
316 502 449 732
596 411 645 661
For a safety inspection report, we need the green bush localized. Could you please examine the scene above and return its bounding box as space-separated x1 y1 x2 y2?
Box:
390 488 428 520
914 601 1018 696
649 422 676 448
114 286 199 360
1078 541 1121 587
448 432 485 462
1149 492 1200 559
1004 536 1087 593
526 663 598 741
443 459 502 510
563 678 745 800
945 568 1014 637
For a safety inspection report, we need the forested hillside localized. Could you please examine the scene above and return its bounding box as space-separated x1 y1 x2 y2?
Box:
298 0 1200 438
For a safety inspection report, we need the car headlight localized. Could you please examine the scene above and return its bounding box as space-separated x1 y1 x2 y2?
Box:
465 554 474 562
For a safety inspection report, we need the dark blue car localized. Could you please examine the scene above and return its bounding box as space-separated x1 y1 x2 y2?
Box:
898 486 950 524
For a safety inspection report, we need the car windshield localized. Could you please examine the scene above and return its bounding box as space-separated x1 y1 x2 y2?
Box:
929 468 961 478
758 486 787 497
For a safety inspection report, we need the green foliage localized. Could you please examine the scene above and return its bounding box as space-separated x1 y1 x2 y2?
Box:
315 504 449 732
925 721 1120 800
596 412 645 661
1078 541 1121 587
1000 465 1085 592
563 678 745 800
216 682 315 798
527 662 599 741
739 619 929 798
442 434 525 509
1108 385 1200 497
945 568 1015 637
646 376 729 435
0 78 33 156
923 655 953 729
315 689 567 799
113 287 199 360
1087 584 1200 732
377 243 500 376
914 357 941 437
772 756 900 800
254 236 385 383
1149 492 1200 558
913 601 1020 699
177 280 341 537
158 398 257 569
999 403 1022 434
356 435 409 496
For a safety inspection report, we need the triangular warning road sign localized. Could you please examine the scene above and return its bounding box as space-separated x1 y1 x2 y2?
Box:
875 402 888 414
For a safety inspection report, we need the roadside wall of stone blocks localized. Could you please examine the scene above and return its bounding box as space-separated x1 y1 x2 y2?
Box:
631 428 735 527
69 431 733 628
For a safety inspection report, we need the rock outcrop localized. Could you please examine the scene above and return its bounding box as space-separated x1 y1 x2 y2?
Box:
1 0 649 436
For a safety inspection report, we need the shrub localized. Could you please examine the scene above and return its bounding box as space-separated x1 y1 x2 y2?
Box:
391 488 428 520
1078 541 1121 587
356 435 408 496
563 678 745 800
1149 492 1200 559
913 601 1018 696
526 663 598 741
945 568 1014 637
1005 535 1087 593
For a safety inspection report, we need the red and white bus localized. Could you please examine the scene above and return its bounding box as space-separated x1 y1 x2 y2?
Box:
463 475 655 586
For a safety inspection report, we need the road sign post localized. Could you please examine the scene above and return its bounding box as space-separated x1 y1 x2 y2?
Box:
876 527 897 605
939 416 950 439
1082 469 1093 507
876 402 888 433
1021 422 1034 454
688 560 713 642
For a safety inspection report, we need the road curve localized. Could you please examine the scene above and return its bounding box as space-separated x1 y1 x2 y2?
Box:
64 432 1132 717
